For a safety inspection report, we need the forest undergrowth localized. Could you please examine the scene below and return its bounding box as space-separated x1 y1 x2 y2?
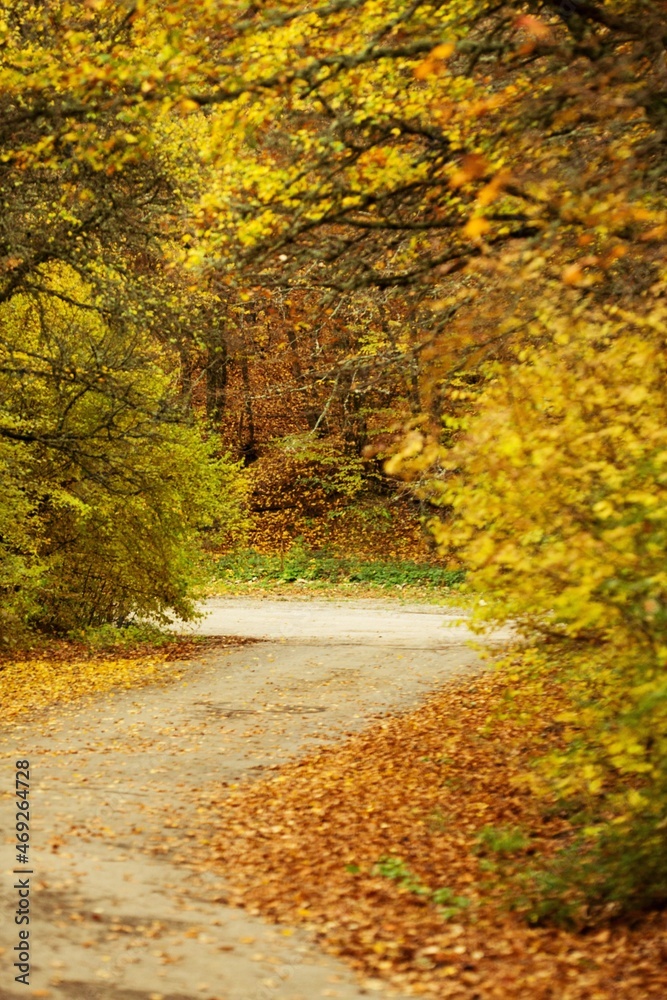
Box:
210 546 464 601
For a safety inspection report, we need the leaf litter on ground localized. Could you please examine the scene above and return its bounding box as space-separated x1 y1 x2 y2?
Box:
185 671 667 999
0 634 254 723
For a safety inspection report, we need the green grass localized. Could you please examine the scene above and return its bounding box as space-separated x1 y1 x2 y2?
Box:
213 546 465 592
373 856 471 919
475 825 530 857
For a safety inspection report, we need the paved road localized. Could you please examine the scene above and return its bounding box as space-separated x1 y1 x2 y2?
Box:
0 598 506 1000
188 597 510 647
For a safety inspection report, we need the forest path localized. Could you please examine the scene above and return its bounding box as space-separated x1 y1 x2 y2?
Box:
0 598 509 1000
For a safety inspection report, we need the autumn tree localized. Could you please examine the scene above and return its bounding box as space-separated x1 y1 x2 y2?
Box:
0 264 245 642
3 0 667 623
174 0 664 555
0 0 248 638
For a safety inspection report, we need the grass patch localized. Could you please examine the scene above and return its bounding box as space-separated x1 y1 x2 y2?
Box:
373 856 471 919
213 546 464 598
475 825 529 857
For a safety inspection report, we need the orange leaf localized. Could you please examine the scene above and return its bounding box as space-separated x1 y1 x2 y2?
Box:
450 154 489 189
562 264 583 286
463 216 491 240
414 59 435 80
476 169 512 207
414 44 455 80
515 14 552 40
601 245 628 265
640 225 667 242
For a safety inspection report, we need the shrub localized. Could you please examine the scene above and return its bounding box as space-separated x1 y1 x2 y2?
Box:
72 622 173 651
0 268 246 641
432 307 667 917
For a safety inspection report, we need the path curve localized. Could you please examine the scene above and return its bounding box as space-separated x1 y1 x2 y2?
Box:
188 597 512 647
1 598 507 1000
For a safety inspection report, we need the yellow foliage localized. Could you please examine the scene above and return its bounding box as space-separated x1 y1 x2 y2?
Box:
435 310 667 638
0 653 175 723
428 307 667 889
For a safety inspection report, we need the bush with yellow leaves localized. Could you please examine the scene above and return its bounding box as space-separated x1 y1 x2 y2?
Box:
0 266 246 643
432 306 667 918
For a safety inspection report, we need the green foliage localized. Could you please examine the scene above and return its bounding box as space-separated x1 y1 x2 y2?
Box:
426 807 450 832
510 818 667 927
0 445 41 642
475 825 529 858
0 268 246 642
430 886 472 920
374 856 470 918
35 423 241 633
271 435 366 501
374 856 431 896
71 622 174 652
216 545 464 588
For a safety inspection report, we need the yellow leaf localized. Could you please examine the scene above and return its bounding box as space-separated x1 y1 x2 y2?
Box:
414 60 435 80
177 99 200 113
431 43 455 60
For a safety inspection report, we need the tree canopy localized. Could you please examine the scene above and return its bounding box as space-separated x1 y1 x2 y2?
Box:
2 0 667 917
